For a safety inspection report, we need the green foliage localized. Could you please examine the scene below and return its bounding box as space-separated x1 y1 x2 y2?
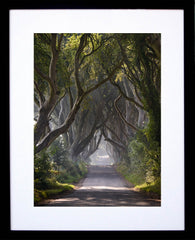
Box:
34 189 47 204
128 131 161 182
117 159 161 196
77 161 88 175
34 33 161 201
117 121 161 197
34 34 51 99
34 182 75 205
118 33 161 145
34 150 52 189
128 139 147 178
55 160 88 184
34 136 88 204
146 110 161 144
115 71 124 83
135 178 161 195
48 137 68 172
80 95 93 112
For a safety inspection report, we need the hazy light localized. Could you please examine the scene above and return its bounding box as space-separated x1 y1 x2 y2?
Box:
90 138 114 166
97 155 109 159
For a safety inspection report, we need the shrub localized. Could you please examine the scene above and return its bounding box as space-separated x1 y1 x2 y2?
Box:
128 139 147 178
56 171 73 183
56 161 87 184
34 150 52 189
127 133 161 185
34 183 75 205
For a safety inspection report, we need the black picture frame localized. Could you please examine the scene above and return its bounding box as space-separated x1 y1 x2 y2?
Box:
5 0 194 238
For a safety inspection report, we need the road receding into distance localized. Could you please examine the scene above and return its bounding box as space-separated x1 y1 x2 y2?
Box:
41 165 161 207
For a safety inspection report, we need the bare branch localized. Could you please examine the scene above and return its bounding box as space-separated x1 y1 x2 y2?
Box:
34 81 45 106
74 34 88 96
114 95 139 132
117 39 139 81
110 79 144 109
79 43 102 66
68 87 73 109
84 60 123 96
104 124 125 145
102 128 126 150
34 64 51 83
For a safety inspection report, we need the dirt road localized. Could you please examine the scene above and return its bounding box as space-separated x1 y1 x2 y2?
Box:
42 165 160 206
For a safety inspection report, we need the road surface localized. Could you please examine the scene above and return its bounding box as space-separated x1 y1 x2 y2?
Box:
41 165 161 206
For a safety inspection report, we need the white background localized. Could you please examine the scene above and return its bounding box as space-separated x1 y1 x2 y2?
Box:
10 10 184 230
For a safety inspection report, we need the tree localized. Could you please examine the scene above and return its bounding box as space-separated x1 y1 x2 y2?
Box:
34 33 161 197
114 34 161 145
34 33 123 154
34 34 65 145
49 137 67 172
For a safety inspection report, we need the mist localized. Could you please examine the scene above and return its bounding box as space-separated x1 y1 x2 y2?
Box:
90 138 114 166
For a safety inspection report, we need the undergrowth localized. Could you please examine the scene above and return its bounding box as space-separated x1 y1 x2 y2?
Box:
34 148 88 205
116 160 161 197
34 181 75 205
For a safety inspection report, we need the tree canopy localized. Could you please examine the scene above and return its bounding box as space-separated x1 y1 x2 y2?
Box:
34 33 161 199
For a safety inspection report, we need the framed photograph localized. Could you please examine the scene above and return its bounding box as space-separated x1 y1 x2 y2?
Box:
10 8 185 231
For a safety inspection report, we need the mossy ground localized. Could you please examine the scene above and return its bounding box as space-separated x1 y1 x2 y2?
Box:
34 181 75 205
116 163 161 198
34 160 88 205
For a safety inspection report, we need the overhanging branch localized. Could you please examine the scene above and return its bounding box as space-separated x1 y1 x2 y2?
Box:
110 79 144 110
114 94 139 132
34 64 51 83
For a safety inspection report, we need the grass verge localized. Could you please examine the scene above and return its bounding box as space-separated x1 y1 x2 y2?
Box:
34 161 88 205
135 179 161 196
34 182 75 205
116 163 161 198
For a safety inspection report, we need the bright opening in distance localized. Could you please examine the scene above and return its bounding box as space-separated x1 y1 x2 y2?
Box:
90 139 114 166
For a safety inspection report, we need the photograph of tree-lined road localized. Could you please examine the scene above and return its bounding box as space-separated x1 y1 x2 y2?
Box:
34 33 161 206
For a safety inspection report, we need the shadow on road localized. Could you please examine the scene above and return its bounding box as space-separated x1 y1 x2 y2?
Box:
40 165 161 207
